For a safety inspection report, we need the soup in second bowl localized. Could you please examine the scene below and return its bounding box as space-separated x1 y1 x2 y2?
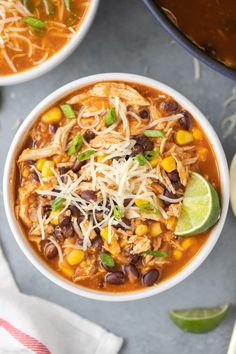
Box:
15 81 220 292
0 0 90 75
157 0 236 70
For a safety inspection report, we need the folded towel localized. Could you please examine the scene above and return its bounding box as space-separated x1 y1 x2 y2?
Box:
0 247 123 354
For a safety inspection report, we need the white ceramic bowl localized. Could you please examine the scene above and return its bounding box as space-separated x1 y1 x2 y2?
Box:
3 73 229 301
0 0 99 86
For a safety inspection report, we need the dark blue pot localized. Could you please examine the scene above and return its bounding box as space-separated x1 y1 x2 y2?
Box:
143 0 236 81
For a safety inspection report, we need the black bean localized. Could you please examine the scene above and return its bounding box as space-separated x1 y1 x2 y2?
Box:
91 236 103 251
123 264 139 282
114 217 131 230
80 190 97 202
69 205 83 220
54 226 65 243
59 214 71 227
142 269 160 287
124 198 132 207
139 109 150 119
172 180 184 190
167 170 180 183
134 135 154 151
43 205 51 218
31 172 39 182
62 224 74 238
44 242 58 260
72 160 85 173
83 130 96 142
48 124 58 134
105 271 125 285
179 110 192 131
59 166 70 175
130 253 141 265
131 144 144 156
160 99 178 113
163 189 179 206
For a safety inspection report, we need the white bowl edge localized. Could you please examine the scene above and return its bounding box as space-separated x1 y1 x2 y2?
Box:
0 0 99 86
3 73 230 301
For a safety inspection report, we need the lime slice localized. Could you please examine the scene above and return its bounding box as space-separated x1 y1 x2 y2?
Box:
175 172 220 236
169 304 228 333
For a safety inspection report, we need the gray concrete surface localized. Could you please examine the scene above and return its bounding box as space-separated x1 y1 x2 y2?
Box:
1 1 236 353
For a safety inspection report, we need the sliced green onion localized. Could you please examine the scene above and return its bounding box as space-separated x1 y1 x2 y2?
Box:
144 130 166 138
64 0 71 11
135 153 147 166
144 150 160 161
52 197 64 211
139 202 159 215
100 252 115 268
142 250 168 257
77 149 95 162
113 205 123 220
105 108 117 126
23 17 46 29
60 104 75 119
68 134 83 156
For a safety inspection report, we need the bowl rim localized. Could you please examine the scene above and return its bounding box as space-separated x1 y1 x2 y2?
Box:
3 73 229 301
143 0 236 81
0 0 99 86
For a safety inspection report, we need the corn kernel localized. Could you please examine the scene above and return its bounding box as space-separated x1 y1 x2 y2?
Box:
36 158 47 172
161 156 177 173
105 237 120 256
22 167 30 178
166 216 177 231
100 226 109 241
41 160 55 178
59 262 74 277
149 222 163 237
192 128 203 140
134 199 147 207
66 249 85 265
173 249 183 260
198 147 208 162
181 238 194 249
150 157 159 167
49 210 61 225
120 238 128 248
42 107 62 124
175 130 194 146
135 224 148 236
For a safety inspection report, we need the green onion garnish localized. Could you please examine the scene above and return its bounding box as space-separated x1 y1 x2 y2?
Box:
105 108 117 127
64 0 71 11
52 197 64 211
144 150 160 161
142 251 168 257
139 202 159 215
113 205 123 220
144 130 166 138
135 153 147 166
23 17 46 29
77 149 95 162
68 134 83 156
60 104 75 119
100 252 115 268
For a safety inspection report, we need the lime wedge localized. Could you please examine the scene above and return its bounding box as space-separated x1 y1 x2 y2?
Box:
175 172 220 236
169 305 228 333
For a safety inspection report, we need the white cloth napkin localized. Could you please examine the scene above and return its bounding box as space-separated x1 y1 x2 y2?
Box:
0 247 123 354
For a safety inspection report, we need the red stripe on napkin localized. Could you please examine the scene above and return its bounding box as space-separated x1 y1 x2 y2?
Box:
0 319 50 354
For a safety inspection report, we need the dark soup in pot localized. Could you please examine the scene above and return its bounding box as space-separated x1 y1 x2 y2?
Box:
156 0 236 70
15 81 221 292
